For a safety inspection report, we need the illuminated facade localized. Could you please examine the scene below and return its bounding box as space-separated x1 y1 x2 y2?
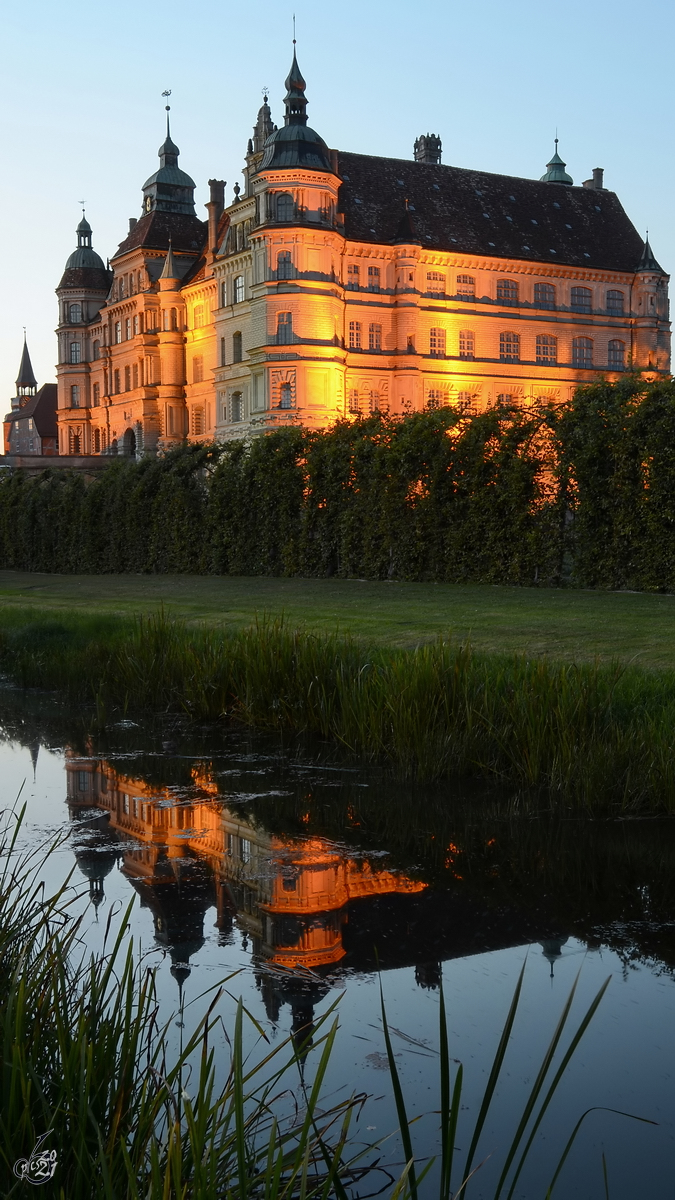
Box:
55 55 671 457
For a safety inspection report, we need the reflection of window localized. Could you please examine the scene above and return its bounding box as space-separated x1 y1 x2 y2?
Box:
497 279 518 305
193 355 203 383
571 287 592 313
368 266 380 292
279 383 293 409
572 336 593 366
429 327 446 357
499 331 520 361
349 321 361 349
70 385 80 407
276 193 294 221
231 392 243 422
123 793 130 814
69 303 82 323
536 334 557 364
277 312 293 344
240 838 251 864
78 771 88 791
70 342 81 363
277 251 292 279
234 276 244 304
608 339 625 368
368 323 382 350
607 290 625 315
456 274 475 298
534 282 556 308
459 330 474 359
347 264 360 289
232 332 242 363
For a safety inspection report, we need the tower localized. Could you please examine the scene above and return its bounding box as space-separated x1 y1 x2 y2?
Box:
633 237 670 371
540 140 574 185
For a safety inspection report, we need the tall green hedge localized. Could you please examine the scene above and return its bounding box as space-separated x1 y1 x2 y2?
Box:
2 378 675 588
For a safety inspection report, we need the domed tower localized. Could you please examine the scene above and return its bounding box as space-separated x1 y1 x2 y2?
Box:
55 214 111 455
540 139 574 186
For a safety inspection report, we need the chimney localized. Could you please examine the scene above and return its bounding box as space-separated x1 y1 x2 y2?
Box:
128 217 137 232
330 148 339 174
583 167 604 190
206 179 226 259
414 134 442 165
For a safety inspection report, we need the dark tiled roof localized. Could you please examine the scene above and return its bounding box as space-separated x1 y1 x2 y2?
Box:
4 385 58 438
114 210 206 259
58 266 112 291
336 152 648 273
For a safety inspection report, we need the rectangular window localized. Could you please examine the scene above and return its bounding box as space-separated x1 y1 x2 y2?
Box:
571 287 592 313
132 364 138 388
124 365 131 391
429 327 446 357
459 330 475 359
427 389 445 410
69 342 81 363
536 334 557 364
133 315 140 335
347 264 360 289
125 318 131 340
348 388 360 414
123 793 130 814
456 274 475 299
367 266 381 291
220 282 227 307
70 384 80 407
608 339 625 368
534 282 556 309
497 279 519 305
231 392 243 422
427 271 445 295
115 322 122 344
232 332 243 363
220 337 226 366
499 331 520 361
572 336 593 367
277 312 293 344
93 382 100 407
456 391 474 413
279 383 293 409
193 356 203 384
234 276 245 304
194 305 205 328
240 838 251 864
93 340 100 360
368 323 382 350
348 321 362 349
277 251 292 279
114 369 120 395
192 406 205 434
78 771 88 792
607 290 625 315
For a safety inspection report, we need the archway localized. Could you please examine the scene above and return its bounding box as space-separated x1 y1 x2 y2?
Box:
122 427 136 457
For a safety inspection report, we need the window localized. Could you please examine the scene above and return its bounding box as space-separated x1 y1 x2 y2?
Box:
114 369 120 395
115 322 122 344
70 384 80 407
536 334 557 364
276 192 294 221
497 393 514 404
456 274 475 299
233 276 244 304
607 290 625 315
499 331 520 361
427 389 445 410
132 364 138 389
78 771 89 792
192 406 205 435
231 392 243 422
220 282 227 308
497 279 519 305
367 266 381 291
232 332 243 363
571 287 592 313
194 304 205 328
369 390 383 413
193 355 203 383
240 838 252 864
608 339 626 369
347 264 360 289
368 323 382 350
279 383 293 409
133 315 140 335
348 388 360 414
69 342 81 364
68 428 81 454
123 793 130 815
119 277 125 299
124 365 131 391
125 318 131 340
93 340 100 360
534 282 556 309
277 251 292 279
277 312 293 344
457 391 474 413
429 327 446 357
427 271 445 295
459 330 475 360
572 336 593 367
348 321 362 349
93 382 100 406
69 302 82 323
93 427 101 453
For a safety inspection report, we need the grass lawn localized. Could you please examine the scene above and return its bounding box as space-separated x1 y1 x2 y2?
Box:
0 569 674 669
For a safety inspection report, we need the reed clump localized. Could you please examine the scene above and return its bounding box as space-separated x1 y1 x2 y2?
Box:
2 607 675 810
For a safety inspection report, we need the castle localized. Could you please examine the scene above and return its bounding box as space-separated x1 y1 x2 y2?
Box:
54 50 671 458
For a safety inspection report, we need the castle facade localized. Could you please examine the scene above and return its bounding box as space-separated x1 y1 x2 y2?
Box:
55 53 671 457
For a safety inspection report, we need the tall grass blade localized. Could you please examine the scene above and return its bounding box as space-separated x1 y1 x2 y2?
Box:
379 974 418 1200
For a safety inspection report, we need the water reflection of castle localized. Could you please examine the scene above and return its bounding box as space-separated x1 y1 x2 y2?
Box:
66 752 568 1028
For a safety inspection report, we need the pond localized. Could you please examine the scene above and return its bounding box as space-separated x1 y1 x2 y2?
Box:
2 692 674 1198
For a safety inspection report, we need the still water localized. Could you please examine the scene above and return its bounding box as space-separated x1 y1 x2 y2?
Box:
2 693 675 1198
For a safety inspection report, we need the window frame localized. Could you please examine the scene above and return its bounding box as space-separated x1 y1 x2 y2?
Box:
571 286 592 314
499 331 520 362
572 335 594 367
459 330 475 360
348 320 362 350
534 282 556 309
233 276 245 304
276 312 293 345
535 334 558 364
429 327 446 358
368 322 382 351
497 279 519 306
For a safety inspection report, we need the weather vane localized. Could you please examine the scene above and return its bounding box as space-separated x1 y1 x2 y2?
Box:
78 199 86 216
162 90 172 136
293 13 296 43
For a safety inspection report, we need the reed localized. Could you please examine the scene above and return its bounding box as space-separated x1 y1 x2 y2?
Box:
2 606 675 810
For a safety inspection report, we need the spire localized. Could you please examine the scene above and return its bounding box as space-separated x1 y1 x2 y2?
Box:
160 239 179 279
16 334 37 396
251 89 276 155
393 200 421 245
141 99 196 216
637 233 666 274
283 45 308 126
540 138 574 186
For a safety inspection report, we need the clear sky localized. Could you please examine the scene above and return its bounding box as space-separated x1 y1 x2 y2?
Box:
1 0 673 404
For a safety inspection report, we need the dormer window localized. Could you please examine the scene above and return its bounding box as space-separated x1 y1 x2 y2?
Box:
276 193 294 222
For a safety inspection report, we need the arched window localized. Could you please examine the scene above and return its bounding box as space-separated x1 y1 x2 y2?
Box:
124 365 131 392
234 276 245 304
536 334 557 364
367 266 381 292
69 342 81 364
69 303 82 323
279 383 293 409
193 355 203 383
70 385 80 408
93 427 101 453
194 304 205 328
571 287 592 313
68 428 81 455
456 274 475 299
499 331 520 361
115 322 122 344
368 323 382 351
93 382 100 407
608 339 625 368
347 264 360 290
572 336 593 367
497 279 518 305
276 192 294 222
277 312 293 344
277 251 293 279
459 330 475 359
114 369 121 394
534 283 556 309
232 332 243 363
607 290 625 315
429 328 446 357
93 340 100 360
348 321 361 349
231 392 243 422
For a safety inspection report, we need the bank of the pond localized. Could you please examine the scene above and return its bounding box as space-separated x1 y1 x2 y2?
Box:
1 607 675 810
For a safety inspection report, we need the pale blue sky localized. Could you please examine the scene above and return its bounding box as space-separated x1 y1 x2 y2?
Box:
1 0 673 404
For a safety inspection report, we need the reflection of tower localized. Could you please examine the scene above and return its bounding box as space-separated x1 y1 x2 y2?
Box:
127 853 211 996
415 961 441 990
539 936 569 979
69 809 121 911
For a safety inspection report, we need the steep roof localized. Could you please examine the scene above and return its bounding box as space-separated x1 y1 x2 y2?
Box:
4 384 58 438
16 340 37 388
113 209 206 259
336 152 648 273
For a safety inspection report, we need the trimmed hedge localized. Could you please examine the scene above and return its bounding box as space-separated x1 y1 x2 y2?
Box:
2 377 675 588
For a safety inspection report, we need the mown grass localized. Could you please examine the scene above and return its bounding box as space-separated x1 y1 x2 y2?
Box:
2 607 675 810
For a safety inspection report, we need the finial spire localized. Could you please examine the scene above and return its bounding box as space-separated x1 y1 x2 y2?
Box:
283 41 308 126
162 90 172 138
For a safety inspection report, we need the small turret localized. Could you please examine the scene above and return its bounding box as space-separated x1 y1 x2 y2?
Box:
141 104 197 216
414 134 442 165
16 336 38 400
259 47 332 173
540 139 574 186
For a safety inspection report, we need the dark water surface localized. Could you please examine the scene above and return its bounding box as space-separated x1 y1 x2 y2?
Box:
2 693 675 1198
